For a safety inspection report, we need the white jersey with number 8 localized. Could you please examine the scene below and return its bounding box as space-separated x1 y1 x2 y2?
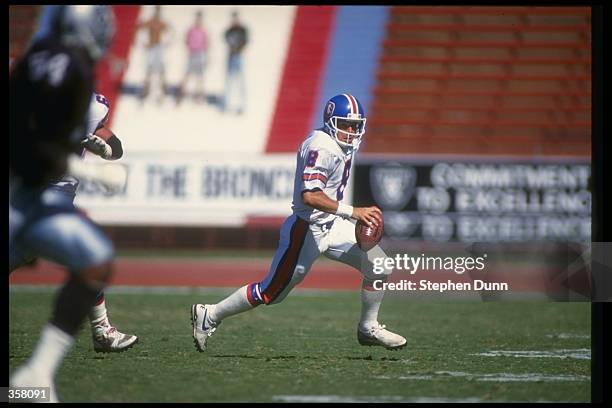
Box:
249 127 391 307
291 128 354 227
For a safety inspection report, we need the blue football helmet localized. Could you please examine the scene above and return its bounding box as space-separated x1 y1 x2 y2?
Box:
323 94 367 151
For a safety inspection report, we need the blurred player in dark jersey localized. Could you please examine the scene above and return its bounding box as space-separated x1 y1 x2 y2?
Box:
10 91 138 353
9 6 118 402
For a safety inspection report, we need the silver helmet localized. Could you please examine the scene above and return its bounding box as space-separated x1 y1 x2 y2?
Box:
39 5 116 61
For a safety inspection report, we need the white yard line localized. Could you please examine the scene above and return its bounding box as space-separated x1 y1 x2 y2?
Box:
375 371 590 382
272 395 485 403
471 349 591 360
546 333 590 339
273 395 563 403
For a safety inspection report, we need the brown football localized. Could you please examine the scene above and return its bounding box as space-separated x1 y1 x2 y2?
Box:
355 217 384 251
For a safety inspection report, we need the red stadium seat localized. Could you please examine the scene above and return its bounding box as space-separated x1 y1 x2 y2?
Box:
365 6 591 156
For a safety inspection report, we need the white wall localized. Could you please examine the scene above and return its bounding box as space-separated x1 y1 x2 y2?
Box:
112 5 296 154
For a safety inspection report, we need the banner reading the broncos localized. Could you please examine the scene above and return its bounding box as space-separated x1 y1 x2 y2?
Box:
73 152 324 226
353 157 591 243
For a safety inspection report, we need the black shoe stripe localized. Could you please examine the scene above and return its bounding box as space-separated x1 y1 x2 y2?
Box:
202 307 208 331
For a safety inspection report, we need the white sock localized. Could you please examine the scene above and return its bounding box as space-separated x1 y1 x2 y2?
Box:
359 279 385 331
89 297 110 327
209 285 256 323
26 324 74 379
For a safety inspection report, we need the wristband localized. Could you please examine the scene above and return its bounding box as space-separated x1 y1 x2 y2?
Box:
336 202 354 219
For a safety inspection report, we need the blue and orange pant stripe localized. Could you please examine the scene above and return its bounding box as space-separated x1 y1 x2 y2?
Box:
246 216 309 306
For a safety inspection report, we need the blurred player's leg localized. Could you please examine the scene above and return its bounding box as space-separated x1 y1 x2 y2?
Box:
9 327 66 402
325 218 406 350
12 249 138 355
9 242 37 272
191 215 319 351
10 203 114 395
11 260 111 402
10 189 137 354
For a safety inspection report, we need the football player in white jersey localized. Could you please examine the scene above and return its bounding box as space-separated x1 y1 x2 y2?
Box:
191 94 406 351
10 91 138 354
79 93 140 352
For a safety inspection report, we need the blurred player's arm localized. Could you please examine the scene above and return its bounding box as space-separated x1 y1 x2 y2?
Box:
302 190 381 227
81 126 123 160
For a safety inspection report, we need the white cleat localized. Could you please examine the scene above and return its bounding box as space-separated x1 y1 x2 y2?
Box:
10 364 60 403
191 304 219 352
357 323 407 350
92 325 138 353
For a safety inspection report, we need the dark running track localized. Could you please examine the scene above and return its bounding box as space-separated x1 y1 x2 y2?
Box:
10 259 362 289
9 259 555 293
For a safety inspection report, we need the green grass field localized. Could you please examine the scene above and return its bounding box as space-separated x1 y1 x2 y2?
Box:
9 289 591 403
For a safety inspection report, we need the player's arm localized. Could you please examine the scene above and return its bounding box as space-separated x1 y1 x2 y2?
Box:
302 190 382 227
82 126 123 160
300 148 381 226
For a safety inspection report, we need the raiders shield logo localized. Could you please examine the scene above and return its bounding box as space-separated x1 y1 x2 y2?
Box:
370 163 417 210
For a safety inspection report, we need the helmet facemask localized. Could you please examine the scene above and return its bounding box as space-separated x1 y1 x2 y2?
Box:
326 114 367 151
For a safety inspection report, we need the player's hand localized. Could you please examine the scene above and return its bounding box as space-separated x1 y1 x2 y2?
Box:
352 206 382 227
81 134 112 159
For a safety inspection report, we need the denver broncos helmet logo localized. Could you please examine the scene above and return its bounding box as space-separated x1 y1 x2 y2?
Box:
326 101 335 117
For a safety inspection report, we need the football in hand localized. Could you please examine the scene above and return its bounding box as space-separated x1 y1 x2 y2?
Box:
355 216 384 251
